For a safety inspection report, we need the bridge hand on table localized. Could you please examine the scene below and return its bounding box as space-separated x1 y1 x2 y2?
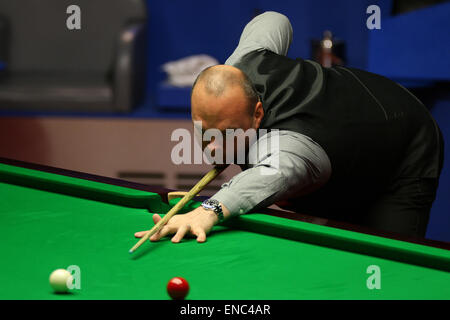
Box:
134 208 219 243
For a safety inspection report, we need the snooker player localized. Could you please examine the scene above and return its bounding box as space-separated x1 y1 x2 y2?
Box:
135 11 444 243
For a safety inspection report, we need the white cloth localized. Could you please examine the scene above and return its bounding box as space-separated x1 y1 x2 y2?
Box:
162 54 219 87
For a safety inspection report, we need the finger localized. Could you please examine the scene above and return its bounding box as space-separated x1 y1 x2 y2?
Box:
149 213 167 241
150 225 173 242
134 214 162 238
171 225 191 243
134 231 148 238
152 213 162 224
193 228 207 243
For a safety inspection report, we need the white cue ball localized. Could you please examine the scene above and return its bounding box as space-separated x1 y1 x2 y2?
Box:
49 269 73 293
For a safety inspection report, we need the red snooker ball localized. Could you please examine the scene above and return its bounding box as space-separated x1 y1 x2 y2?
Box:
167 277 189 300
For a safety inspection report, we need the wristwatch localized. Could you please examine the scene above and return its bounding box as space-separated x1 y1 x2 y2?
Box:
201 199 224 222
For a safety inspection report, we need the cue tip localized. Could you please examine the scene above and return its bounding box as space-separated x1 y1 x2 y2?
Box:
129 249 134 254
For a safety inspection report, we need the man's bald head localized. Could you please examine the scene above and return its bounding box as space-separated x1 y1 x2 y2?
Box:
190 65 265 164
191 65 259 116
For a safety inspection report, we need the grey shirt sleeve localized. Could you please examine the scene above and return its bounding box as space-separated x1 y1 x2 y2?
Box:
225 11 293 66
211 131 332 216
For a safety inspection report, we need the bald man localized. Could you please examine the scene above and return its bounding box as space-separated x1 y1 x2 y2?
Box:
136 11 444 243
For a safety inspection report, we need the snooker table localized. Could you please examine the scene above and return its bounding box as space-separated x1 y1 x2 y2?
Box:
0 157 449 300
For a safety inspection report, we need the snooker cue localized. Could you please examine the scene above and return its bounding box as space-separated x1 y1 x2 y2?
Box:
129 165 228 253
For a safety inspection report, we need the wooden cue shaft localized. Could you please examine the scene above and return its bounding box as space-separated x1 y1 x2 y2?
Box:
129 165 228 253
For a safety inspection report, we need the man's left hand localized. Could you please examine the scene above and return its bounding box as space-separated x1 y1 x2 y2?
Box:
134 207 220 243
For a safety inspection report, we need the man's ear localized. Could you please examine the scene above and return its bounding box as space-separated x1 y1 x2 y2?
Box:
253 101 264 129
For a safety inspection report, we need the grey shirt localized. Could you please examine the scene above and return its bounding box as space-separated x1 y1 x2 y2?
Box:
211 11 332 216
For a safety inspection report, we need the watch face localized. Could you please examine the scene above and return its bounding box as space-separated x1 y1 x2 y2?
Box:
202 199 219 211
202 203 214 210
202 199 223 221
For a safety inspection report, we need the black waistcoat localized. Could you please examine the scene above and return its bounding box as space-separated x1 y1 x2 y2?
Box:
234 50 440 216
